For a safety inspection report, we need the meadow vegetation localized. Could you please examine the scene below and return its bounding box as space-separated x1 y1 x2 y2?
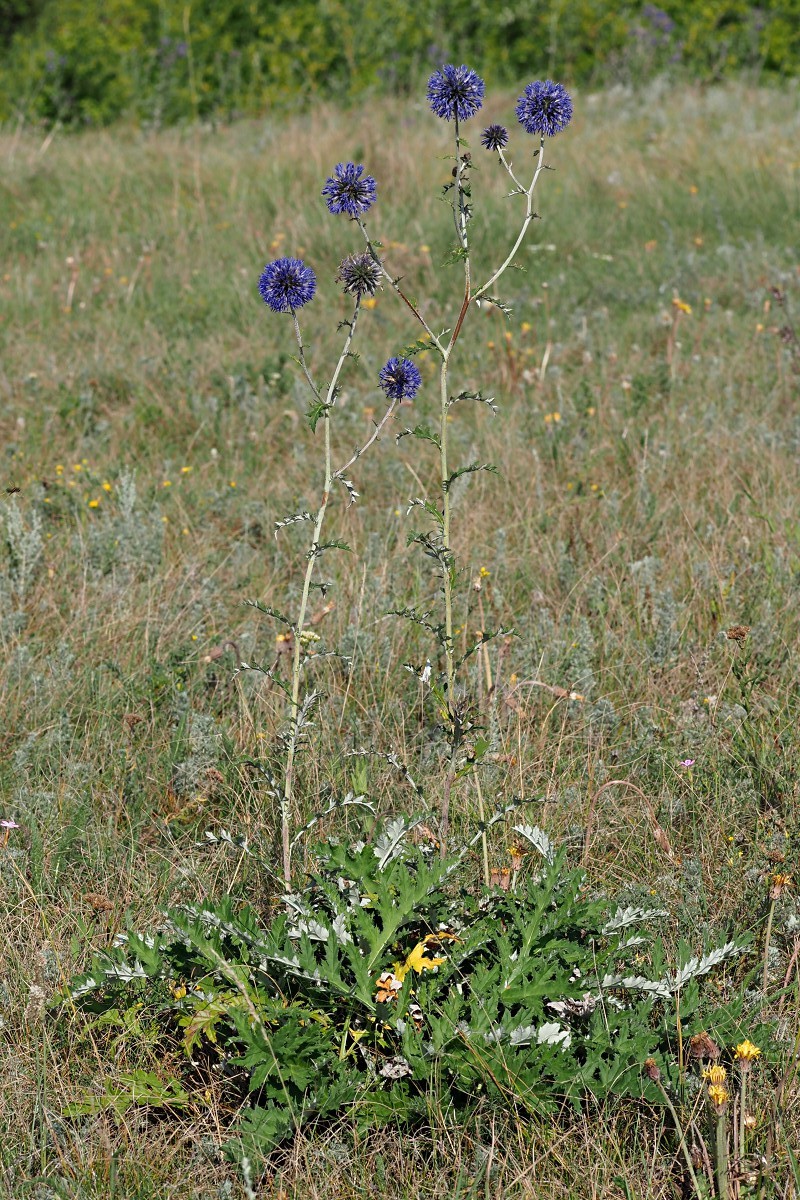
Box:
1 78 799 1197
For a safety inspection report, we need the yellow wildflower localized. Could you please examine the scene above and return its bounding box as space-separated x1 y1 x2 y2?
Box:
708 1084 729 1112
702 1065 727 1085
404 940 446 974
734 1040 761 1071
770 873 792 900
672 298 692 315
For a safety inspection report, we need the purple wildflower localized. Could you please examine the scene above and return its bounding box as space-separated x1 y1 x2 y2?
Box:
515 80 573 137
379 357 422 401
480 124 509 151
322 163 377 217
258 257 316 313
427 65 485 122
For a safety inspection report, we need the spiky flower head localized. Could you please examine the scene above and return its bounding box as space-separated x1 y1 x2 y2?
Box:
734 1040 761 1072
427 64 485 122
258 257 316 313
515 80 573 137
379 357 422 401
480 124 509 151
707 1083 729 1113
322 162 377 217
702 1064 727 1086
338 253 382 298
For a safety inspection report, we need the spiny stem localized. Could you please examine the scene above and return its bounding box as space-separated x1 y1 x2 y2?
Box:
453 116 471 297
335 394 399 479
475 135 546 301
439 353 454 703
282 299 361 888
356 216 444 353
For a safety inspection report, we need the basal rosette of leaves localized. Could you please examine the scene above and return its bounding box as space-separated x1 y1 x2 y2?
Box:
64 819 760 1165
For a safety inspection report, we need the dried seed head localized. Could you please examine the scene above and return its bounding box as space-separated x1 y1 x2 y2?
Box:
726 624 751 643
689 1031 721 1061
642 1058 661 1082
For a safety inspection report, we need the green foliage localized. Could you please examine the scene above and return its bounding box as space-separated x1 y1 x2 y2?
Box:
65 818 760 1164
0 0 797 127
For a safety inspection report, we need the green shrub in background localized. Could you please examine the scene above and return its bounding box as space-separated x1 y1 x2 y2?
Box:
1 0 797 128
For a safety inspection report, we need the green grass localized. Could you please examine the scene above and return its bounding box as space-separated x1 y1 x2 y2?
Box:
1 79 800 1197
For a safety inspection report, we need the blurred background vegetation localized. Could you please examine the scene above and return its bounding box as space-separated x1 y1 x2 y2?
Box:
0 0 798 129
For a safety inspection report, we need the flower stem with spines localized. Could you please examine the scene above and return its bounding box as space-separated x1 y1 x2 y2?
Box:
281 299 361 887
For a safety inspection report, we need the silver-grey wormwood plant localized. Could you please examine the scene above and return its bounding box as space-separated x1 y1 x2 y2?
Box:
253 68 573 886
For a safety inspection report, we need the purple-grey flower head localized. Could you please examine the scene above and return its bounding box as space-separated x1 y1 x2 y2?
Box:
427 64 485 122
258 257 316 313
515 80 573 137
322 162 377 217
379 357 422 401
338 253 382 299
480 124 509 151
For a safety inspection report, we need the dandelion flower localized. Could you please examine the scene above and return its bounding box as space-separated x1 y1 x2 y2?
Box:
707 1083 729 1112
770 872 792 899
515 80 573 137
258 257 316 314
427 64 485 122
322 162 377 217
703 1064 727 1085
734 1040 761 1071
379 357 422 401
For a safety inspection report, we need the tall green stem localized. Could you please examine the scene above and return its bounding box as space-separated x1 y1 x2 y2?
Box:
715 1110 730 1200
762 896 776 993
439 353 454 700
281 299 361 888
654 1079 704 1199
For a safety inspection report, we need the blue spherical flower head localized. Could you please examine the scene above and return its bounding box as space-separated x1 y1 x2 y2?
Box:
322 162 377 217
258 257 316 313
480 124 508 151
427 65 485 122
515 80 573 137
379 357 422 401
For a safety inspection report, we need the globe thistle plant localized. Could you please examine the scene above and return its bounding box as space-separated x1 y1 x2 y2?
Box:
256 64 573 878
322 162 377 217
258 257 316 313
427 64 485 122
515 80 574 137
